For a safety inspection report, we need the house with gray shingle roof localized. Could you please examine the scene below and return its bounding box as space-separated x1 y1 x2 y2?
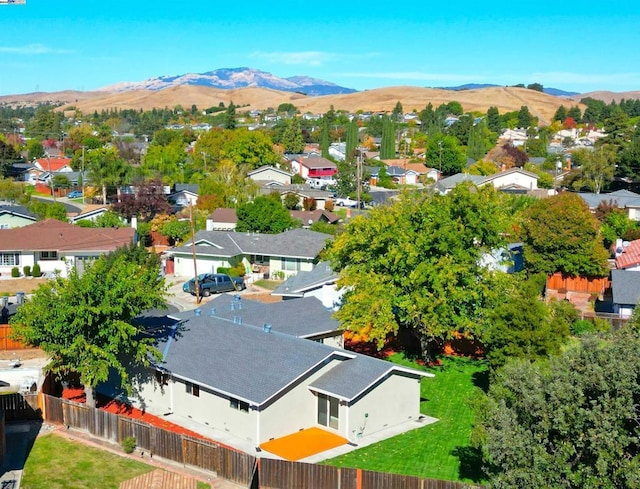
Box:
0 204 37 229
167 228 331 278
578 189 640 221
106 295 432 453
272 261 342 310
611 269 640 318
435 168 538 195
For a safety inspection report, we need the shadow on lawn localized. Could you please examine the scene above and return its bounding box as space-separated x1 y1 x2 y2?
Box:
452 445 486 483
472 369 490 393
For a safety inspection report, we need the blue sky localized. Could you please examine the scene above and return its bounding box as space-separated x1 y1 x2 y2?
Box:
1 0 639 96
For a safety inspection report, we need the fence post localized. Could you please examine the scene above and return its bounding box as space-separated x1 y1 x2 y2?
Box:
356 468 362 489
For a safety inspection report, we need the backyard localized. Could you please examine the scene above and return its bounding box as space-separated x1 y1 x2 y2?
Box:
20 432 211 489
323 354 488 483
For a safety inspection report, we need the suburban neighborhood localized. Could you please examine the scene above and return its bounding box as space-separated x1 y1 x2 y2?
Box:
1 41 640 489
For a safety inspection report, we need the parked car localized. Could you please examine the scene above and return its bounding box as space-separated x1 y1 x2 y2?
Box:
67 190 83 199
335 197 365 208
185 273 245 297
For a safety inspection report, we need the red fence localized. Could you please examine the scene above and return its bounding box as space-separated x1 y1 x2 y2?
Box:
546 272 610 294
0 324 29 350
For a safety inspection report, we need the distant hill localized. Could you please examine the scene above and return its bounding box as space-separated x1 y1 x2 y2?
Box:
443 83 578 97
99 67 357 97
571 90 640 104
16 85 580 125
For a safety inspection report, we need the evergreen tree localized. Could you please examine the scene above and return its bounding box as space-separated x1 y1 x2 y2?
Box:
567 106 582 124
281 117 305 154
553 105 567 122
517 105 533 128
487 106 502 134
380 116 396 159
320 119 330 158
224 101 236 129
345 120 359 162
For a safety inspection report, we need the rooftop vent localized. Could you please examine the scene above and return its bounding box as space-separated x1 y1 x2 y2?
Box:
194 308 202 317
209 308 216 316
233 316 242 324
263 323 272 333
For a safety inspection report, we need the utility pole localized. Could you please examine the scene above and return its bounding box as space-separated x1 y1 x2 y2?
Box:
81 145 85 205
189 202 201 304
47 153 56 202
356 147 363 211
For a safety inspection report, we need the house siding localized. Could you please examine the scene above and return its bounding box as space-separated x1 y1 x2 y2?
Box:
268 257 315 279
490 173 538 190
0 215 35 229
173 255 234 277
347 373 421 440
259 358 343 443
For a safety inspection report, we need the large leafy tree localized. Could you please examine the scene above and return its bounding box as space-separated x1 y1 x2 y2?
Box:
425 134 466 175
477 329 640 488
236 194 298 234
328 184 511 361
518 192 609 277
280 117 305 154
11 245 167 407
198 159 258 207
113 177 171 221
571 145 616 194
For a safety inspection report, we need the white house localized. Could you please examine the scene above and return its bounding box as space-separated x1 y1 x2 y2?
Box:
103 295 433 455
0 219 135 277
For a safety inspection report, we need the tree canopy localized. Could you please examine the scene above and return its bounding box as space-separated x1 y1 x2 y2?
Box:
236 194 298 234
328 184 512 361
518 192 609 277
477 328 640 488
11 245 167 406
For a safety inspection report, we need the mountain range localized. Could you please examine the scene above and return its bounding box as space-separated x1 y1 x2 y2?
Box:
99 67 358 96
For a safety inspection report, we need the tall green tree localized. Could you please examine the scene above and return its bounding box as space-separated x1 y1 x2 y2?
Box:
519 192 609 276
320 119 330 158
572 145 616 194
517 105 533 129
280 117 305 154
224 101 237 129
236 194 298 234
328 184 511 361
426 134 466 175
345 121 359 162
477 329 640 488
486 106 502 134
380 116 396 159
11 245 167 407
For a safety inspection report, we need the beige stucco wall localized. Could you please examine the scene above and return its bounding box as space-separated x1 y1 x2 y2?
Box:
347 373 422 441
258 358 343 442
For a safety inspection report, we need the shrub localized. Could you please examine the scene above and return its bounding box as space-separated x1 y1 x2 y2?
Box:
23 266 31 277
31 263 41 277
11 267 20 278
121 436 136 454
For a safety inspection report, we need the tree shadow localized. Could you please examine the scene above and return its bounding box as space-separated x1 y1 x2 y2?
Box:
472 369 490 393
452 445 486 483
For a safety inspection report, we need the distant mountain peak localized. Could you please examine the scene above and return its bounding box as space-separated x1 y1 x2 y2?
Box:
99 67 357 96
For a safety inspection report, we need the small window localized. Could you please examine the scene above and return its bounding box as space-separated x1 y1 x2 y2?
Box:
40 251 58 261
186 381 200 397
155 370 169 386
230 398 249 412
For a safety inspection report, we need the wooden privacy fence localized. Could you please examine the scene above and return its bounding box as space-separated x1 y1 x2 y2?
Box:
546 272 610 294
0 324 30 350
39 395 484 489
42 395 255 486
0 393 40 422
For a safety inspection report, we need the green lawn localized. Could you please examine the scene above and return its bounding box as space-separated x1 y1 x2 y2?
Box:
253 279 282 290
21 433 210 489
323 355 488 483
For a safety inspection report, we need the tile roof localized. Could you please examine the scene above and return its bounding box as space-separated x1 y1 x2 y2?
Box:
615 239 640 269
0 219 135 252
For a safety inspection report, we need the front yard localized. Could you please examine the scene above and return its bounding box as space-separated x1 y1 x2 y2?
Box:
323 355 487 483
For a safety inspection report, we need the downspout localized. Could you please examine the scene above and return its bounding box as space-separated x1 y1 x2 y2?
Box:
255 405 261 452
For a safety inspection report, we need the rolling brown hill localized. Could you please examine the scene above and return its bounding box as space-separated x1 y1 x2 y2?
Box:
570 90 640 104
0 85 594 124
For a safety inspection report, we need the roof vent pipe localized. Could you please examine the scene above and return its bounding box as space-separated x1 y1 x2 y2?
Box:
209 308 216 316
263 323 272 333
195 308 202 317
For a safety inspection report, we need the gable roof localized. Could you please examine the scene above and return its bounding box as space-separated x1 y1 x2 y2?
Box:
210 207 238 224
272 261 338 298
611 269 640 305
0 205 37 221
615 239 640 270
171 228 331 260
578 189 640 210
0 219 135 252
173 184 200 194
247 165 293 178
33 156 72 172
155 300 430 406
481 167 538 183
299 156 337 170
289 209 339 225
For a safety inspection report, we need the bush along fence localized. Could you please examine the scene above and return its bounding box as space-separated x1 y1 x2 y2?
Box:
10 394 483 489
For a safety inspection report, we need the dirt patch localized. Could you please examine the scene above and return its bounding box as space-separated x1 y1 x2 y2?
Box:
0 348 47 361
0 278 48 296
